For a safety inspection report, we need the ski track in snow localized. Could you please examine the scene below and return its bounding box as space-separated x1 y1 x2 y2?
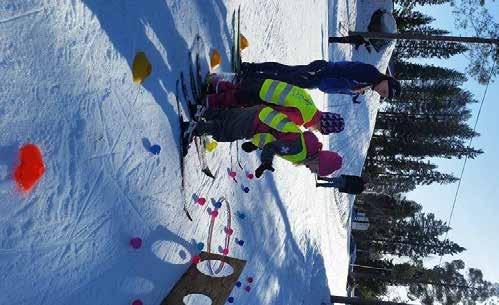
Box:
0 0 394 304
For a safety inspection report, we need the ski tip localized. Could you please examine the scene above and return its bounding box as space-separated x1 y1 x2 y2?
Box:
183 207 193 221
202 168 216 179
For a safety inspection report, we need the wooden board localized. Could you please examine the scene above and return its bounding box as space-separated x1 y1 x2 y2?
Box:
160 251 247 305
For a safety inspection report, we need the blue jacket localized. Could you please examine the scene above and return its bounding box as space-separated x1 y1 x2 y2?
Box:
317 61 385 95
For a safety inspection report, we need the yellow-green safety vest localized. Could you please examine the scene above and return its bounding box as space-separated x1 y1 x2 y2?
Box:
259 79 318 124
250 107 307 164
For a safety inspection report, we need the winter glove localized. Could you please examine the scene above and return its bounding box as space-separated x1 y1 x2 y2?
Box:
255 162 275 178
241 141 258 153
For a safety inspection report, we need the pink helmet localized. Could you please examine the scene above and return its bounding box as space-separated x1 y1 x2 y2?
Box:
318 151 342 176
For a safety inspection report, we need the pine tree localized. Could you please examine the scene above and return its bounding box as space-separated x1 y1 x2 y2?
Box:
394 39 469 59
356 212 465 258
370 136 483 159
394 10 434 32
393 260 499 305
451 0 499 84
355 193 422 219
395 60 467 84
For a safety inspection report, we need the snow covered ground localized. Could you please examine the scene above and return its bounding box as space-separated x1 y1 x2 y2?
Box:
0 0 393 304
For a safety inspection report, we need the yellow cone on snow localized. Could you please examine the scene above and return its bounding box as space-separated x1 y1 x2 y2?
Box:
210 49 222 69
240 34 249 50
132 52 152 84
205 140 218 152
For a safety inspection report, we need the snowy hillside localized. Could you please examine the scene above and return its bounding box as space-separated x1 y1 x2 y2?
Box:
0 0 393 304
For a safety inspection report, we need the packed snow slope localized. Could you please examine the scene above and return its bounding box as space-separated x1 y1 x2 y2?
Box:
0 0 393 304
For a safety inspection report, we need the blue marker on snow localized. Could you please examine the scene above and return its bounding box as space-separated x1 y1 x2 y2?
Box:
149 144 161 155
196 242 205 251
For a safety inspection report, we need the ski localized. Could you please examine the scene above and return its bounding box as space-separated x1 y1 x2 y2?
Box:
195 51 207 101
235 6 241 74
230 10 236 73
185 49 215 179
232 7 244 170
188 51 200 104
175 78 193 222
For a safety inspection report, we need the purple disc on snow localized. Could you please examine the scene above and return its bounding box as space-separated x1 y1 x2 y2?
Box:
149 144 161 155
236 281 242 287
242 186 250 193
130 237 142 249
237 239 245 246
214 201 222 209
228 296 235 303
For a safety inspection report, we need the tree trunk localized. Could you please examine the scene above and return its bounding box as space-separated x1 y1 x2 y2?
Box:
330 295 418 305
346 32 499 45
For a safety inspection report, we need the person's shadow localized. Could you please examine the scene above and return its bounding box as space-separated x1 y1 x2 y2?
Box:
81 0 232 149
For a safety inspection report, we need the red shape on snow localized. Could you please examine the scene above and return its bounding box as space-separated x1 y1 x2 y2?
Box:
228 171 237 178
131 300 143 305
191 255 201 264
196 197 207 205
130 237 143 249
225 227 234 236
13 144 45 192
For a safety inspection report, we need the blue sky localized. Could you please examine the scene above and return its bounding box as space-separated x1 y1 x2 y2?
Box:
405 3 499 283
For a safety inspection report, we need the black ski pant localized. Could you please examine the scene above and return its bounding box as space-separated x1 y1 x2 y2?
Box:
242 60 329 89
194 106 259 142
316 175 365 194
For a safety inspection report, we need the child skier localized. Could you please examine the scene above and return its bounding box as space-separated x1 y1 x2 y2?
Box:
184 105 343 178
202 76 345 135
239 60 401 103
316 175 365 195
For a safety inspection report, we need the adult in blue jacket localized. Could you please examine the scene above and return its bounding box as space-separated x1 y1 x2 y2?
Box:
241 60 401 102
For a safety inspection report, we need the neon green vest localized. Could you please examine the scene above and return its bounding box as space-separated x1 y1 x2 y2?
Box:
259 79 318 124
250 107 307 164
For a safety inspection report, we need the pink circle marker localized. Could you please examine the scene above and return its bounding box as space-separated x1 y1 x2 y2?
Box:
131 299 143 305
211 210 219 218
222 248 229 255
225 227 234 235
229 171 237 178
247 173 254 179
191 255 201 264
130 237 142 249
197 197 206 205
